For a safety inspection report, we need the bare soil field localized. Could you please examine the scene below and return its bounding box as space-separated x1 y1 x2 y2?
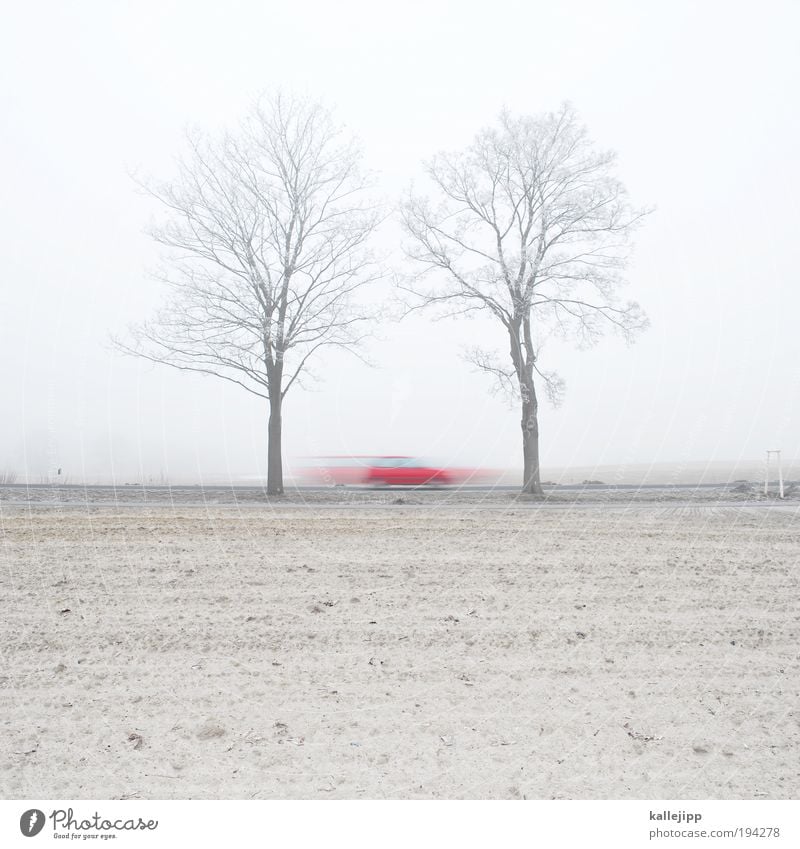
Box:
1 503 798 799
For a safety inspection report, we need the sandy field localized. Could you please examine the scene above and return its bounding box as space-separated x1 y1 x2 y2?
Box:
1 501 798 799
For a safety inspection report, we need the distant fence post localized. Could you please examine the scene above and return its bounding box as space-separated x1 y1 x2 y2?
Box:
765 449 783 498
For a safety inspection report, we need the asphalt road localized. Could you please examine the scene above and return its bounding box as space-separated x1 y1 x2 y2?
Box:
1 481 797 511
0 481 750 493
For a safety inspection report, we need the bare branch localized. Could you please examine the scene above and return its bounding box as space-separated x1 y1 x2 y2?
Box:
119 92 381 397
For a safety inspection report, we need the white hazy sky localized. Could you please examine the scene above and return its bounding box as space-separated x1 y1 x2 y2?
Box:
1 0 799 482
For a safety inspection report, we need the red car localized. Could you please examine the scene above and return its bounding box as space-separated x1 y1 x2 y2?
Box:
299 456 471 487
363 457 452 487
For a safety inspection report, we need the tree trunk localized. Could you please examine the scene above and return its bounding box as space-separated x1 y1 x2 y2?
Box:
267 394 284 495
520 373 543 496
509 318 544 497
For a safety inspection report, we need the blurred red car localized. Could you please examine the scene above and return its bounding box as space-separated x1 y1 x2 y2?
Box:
364 456 452 487
298 456 485 487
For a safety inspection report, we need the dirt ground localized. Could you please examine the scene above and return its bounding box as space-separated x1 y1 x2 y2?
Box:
1 503 798 799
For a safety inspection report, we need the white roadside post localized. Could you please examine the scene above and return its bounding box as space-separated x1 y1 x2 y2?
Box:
765 449 783 498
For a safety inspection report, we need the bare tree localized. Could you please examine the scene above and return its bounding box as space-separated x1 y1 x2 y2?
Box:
118 93 381 494
401 104 649 495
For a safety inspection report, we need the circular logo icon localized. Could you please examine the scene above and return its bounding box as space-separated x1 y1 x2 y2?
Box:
19 809 46 837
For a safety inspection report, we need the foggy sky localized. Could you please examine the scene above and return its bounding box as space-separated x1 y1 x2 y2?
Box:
2 0 799 483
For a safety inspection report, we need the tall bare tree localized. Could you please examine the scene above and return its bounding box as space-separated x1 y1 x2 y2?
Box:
401 104 649 495
119 93 380 494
